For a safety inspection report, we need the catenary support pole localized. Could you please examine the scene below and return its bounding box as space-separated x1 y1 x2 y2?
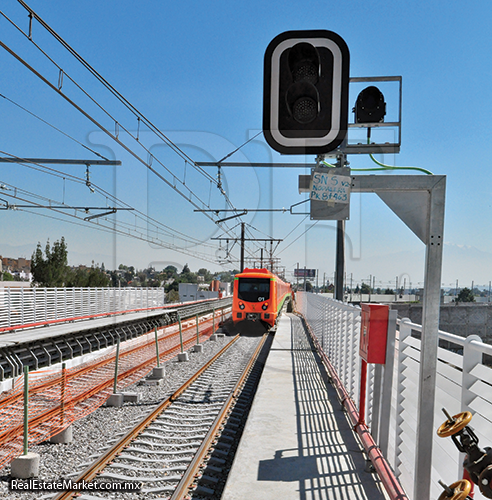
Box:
240 222 245 272
335 220 345 301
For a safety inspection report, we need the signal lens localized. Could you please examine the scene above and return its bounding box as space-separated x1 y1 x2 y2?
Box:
239 303 245 310
262 303 268 310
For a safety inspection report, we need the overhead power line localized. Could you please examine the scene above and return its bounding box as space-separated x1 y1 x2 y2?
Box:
1 4 249 228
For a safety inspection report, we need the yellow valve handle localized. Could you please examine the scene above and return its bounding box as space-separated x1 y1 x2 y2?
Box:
437 480 471 500
437 411 473 438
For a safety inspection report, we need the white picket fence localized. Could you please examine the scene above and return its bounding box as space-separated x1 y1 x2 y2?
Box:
0 287 166 330
296 292 492 500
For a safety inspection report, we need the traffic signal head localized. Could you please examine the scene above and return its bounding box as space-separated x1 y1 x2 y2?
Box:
354 86 386 123
263 30 350 155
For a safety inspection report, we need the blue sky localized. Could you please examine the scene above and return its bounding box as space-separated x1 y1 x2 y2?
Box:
0 0 491 289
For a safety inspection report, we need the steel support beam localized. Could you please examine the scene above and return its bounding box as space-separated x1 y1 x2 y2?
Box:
350 174 446 500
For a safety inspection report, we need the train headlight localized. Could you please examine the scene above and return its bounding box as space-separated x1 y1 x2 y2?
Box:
262 303 268 310
239 302 245 310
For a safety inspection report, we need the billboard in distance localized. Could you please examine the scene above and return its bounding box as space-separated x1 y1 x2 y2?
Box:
294 268 316 279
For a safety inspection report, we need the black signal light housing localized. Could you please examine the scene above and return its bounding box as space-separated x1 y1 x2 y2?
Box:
354 86 386 124
263 30 350 155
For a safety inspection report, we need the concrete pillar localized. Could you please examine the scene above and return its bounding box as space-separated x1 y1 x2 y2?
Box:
178 352 189 362
151 366 165 379
50 425 73 444
11 452 40 478
122 392 141 403
105 393 124 407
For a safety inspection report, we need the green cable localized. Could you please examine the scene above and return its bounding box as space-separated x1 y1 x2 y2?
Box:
322 149 433 175
368 153 433 175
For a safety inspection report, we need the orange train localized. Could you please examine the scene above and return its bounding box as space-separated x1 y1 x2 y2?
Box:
232 268 291 329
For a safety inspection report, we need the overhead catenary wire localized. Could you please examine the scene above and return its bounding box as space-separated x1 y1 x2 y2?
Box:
2 4 280 263
0 14 250 246
0 152 217 249
277 220 320 256
2 4 245 216
0 92 109 161
2 188 221 264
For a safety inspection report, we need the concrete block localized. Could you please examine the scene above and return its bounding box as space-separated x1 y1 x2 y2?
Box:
151 366 166 379
178 352 189 362
105 393 124 407
193 344 204 353
50 425 73 444
122 392 141 403
210 334 218 341
141 378 164 386
11 452 40 478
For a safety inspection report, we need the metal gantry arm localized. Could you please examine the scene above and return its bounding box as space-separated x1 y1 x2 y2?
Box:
351 174 446 500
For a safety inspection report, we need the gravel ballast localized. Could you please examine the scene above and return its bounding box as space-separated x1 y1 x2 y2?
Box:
0 335 248 500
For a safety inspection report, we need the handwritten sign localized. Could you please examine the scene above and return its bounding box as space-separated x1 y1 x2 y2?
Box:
310 170 351 204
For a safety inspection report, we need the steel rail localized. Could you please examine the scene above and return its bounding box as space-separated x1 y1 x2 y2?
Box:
0 309 228 411
170 332 269 500
0 326 214 447
51 334 240 500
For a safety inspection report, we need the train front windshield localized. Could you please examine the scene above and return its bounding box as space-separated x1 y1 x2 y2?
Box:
237 278 270 302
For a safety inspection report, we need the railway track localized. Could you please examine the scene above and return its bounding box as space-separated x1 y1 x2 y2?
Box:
49 332 270 500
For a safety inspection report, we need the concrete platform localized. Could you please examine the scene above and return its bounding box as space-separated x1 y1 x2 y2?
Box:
0 308 178 349
222 313 389 500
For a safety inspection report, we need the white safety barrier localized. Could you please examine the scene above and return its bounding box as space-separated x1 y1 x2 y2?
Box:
296 292 492 500
0 287 166 331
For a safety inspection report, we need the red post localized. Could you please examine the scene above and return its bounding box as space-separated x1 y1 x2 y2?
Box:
358 359 368 427
463 467 474 498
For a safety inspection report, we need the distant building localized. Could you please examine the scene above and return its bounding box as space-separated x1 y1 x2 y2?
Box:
1 256 31 273
0 280 31 288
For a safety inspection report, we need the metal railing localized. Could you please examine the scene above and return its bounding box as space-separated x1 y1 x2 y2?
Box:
0 287 166 332
296 292 492 500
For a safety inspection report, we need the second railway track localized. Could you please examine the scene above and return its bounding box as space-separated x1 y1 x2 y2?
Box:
49 332 270 500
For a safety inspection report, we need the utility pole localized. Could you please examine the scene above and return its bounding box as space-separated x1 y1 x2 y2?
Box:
296 263 299 291
335 220 345 301
240 222 245 272
303 266 307 291
212 230 282 274
260 248 264 268
270 240 273 272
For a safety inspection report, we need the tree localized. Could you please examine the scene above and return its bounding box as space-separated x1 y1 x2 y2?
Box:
2 272 14 281
456 288 475 303
166 289 180 303
198 268 212 282
360 283 371 294
31 237 69 287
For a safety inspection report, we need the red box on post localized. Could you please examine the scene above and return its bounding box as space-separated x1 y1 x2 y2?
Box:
359 304 389 364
